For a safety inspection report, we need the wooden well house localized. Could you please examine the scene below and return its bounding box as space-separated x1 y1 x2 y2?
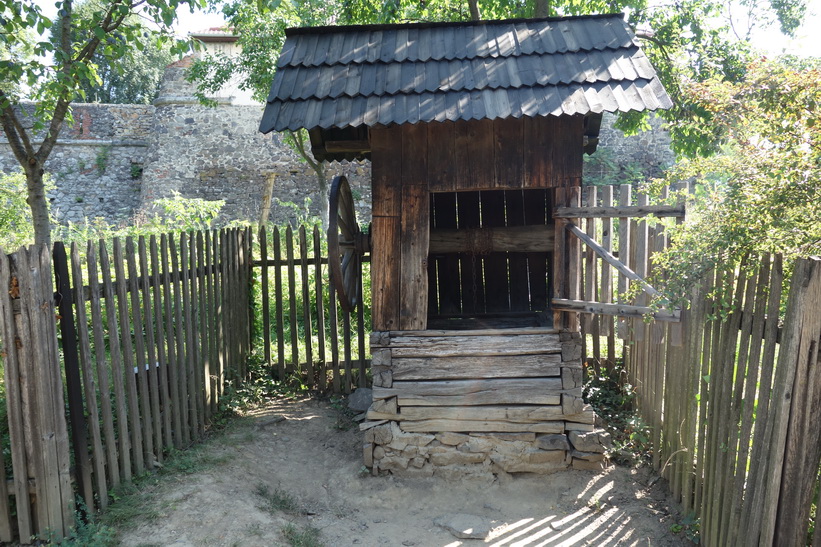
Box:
260 14 672 475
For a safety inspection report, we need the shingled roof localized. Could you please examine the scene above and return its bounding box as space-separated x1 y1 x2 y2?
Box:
259 13 672 139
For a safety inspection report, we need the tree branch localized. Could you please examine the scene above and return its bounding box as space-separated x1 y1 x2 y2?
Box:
0 92 36 167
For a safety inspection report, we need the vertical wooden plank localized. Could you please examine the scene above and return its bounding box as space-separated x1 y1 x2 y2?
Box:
273 227 286 380
169 235 190 446
138 237 163 463
457 191 483 315
399 182 429 330
371 125 402 331
299 226 314 387
523 116 552 189
740 255 782 545
505 190 530 312
113 238 145 473
71 243 108 511
523 189 549 314
371 216 401 330
19 246 73 537
191 233 206 435
430 192 461 314
343 309 353 394
260 227 271 370
284 227 298 376
356 263 367 388
494 117 523 189
582 186 598 332
210 230 223 405
726 256 770 542
329 281 341 393
0 251 33 540
633 193 649 343
126 237 155 467
85 242 117 505
455 119 494 190
202 231 216 416
427 196 439 318
0 253 33 540
196 231 212 420
179 234 199 441
599 186 613 339
54 242 94 512
313 225 327 391
566 186 581 332
244 227 253 371
773 257 821 546
159 234 183 450
426 121 456 193
552 189 567 328
481 191 510 313
150 236 173 450
616 184 632 339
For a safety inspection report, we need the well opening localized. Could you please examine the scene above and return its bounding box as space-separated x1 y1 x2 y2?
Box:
427 188 555 331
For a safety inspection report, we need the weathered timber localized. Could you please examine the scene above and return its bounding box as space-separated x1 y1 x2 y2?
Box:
400 405 595 424
387 334 562 357
374 378 563 406
428 225 554 254
401 419 565 433
391 355 565 380
380 327 560 341
554 205 685 218
551 299 680 321
565 222 661 298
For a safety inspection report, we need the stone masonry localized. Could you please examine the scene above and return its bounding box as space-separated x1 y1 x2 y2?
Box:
0 63 671 229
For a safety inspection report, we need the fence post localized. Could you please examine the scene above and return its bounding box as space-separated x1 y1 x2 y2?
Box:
0 246 74 540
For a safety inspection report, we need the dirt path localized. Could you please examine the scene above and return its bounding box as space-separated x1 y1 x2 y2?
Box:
118 396 691 546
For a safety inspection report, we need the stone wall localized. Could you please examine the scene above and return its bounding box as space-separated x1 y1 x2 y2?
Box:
0 66 669 229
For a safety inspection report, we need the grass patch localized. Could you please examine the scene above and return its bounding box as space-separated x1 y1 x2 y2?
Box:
256 484 301 514
281 522 323 547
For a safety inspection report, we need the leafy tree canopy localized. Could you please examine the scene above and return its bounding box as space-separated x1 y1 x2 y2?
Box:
0 0 202 245
648 57 821 300
49 0 175 104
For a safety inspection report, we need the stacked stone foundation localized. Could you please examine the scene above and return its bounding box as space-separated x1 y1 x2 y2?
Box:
361 328 611 477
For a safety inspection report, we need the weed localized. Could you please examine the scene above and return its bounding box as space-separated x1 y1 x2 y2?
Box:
256 484 301 514
95 146 111 175
61 504 118 546
130 163 144 179
670 513 700 543
584 363 652 463
100 482 161 529
281 522 324 547
329 395 358 431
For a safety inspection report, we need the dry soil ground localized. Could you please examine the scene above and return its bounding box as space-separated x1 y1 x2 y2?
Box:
117 396 691 547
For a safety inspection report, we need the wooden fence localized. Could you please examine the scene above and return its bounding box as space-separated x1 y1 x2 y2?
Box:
562 183 683 369
0 223 371 542
256 224 369 394
610 253 821 545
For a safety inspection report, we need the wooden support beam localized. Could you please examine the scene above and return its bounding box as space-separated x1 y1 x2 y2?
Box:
429 225 554 254
551 299 681 321
554 205 685 218
565 221 661 298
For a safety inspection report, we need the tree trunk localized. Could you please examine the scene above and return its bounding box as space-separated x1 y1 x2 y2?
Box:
534 0 550 17
468 0 481 20
24 165 52 247
315 163 329 229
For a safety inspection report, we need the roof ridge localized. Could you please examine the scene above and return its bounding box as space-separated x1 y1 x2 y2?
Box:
284 13 626 37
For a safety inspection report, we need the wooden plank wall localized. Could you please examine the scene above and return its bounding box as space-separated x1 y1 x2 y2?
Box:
256 224 369 394
619 254 821 546
371 115 583 331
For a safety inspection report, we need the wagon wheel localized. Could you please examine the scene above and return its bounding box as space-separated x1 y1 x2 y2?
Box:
328 175 370 312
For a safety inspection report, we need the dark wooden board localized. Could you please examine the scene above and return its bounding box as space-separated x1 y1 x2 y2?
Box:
456 191 484 315
494 117 524 189
371 216 400 331
399 182 429 330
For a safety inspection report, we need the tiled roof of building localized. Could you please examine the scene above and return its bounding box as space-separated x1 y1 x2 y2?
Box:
259 14 672 133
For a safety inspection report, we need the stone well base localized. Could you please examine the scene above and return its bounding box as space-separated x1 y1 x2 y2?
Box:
364 421 611 478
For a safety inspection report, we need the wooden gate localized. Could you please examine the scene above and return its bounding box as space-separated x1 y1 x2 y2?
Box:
551 184 685 337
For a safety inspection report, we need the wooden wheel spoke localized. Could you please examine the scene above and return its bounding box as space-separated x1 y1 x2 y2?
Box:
328 175 366 312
